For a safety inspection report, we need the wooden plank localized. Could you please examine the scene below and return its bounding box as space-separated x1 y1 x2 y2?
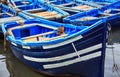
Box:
44 14 61 19
23 34 66 42
0 16 23 24
73 5 93 10
23 37 37 42
34 11 57 16
22 31 55 40
34 11 61 18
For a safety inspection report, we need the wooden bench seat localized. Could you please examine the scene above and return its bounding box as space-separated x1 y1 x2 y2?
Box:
34 11 61 18
34 11 57 16
73 5 93 10
23 34 66 42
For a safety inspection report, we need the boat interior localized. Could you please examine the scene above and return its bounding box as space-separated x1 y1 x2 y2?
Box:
51 0 93 11
7 23 86 42
77 8 120 21
16 3 62 19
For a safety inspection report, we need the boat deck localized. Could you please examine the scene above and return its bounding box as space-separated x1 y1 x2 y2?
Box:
73 5 93 11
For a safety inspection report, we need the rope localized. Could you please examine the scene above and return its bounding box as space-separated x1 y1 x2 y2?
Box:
4 32 9 52
17 21 24 26
107 23 120 77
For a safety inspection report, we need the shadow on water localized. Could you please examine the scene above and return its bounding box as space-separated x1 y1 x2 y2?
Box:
0 26 120 77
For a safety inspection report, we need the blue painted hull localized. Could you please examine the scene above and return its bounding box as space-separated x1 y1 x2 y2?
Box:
64 1 120 27
7 21 107 77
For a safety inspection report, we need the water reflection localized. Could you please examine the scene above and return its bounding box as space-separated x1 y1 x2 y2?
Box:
0 40 47 77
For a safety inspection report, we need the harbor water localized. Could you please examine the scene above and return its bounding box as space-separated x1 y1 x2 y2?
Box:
0 26 120 77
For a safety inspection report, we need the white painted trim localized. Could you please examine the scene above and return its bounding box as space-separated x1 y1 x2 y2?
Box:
72 43 80 58
11 42 17 46
43 35 83 49
22 46 30 49
43 51 101 69
23 43 102 62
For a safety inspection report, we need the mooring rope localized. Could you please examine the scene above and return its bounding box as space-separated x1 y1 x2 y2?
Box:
4 32 9 52
107 23 120 77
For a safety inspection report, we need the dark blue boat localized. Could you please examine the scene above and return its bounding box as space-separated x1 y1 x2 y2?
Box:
2 18 107 77
8 0 69 22
42 0 98 14
0 3 24 38
64 1 120 27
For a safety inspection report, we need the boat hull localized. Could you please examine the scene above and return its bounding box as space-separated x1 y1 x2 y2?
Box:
9 45 103 77
7 22 106 77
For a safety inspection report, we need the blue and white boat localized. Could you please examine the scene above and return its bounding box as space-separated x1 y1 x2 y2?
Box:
2 18 107 77
64 1 120 27
8 0 69 21
40 0 98 14
0 3 24 38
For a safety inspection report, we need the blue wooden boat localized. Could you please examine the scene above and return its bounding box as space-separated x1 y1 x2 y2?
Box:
41 0 98 14
2 18 107 77
64 1 120 27
8 0 69 22
0 3 24 38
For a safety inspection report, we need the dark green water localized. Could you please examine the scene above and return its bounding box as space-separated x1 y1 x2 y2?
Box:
0 26 120 77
